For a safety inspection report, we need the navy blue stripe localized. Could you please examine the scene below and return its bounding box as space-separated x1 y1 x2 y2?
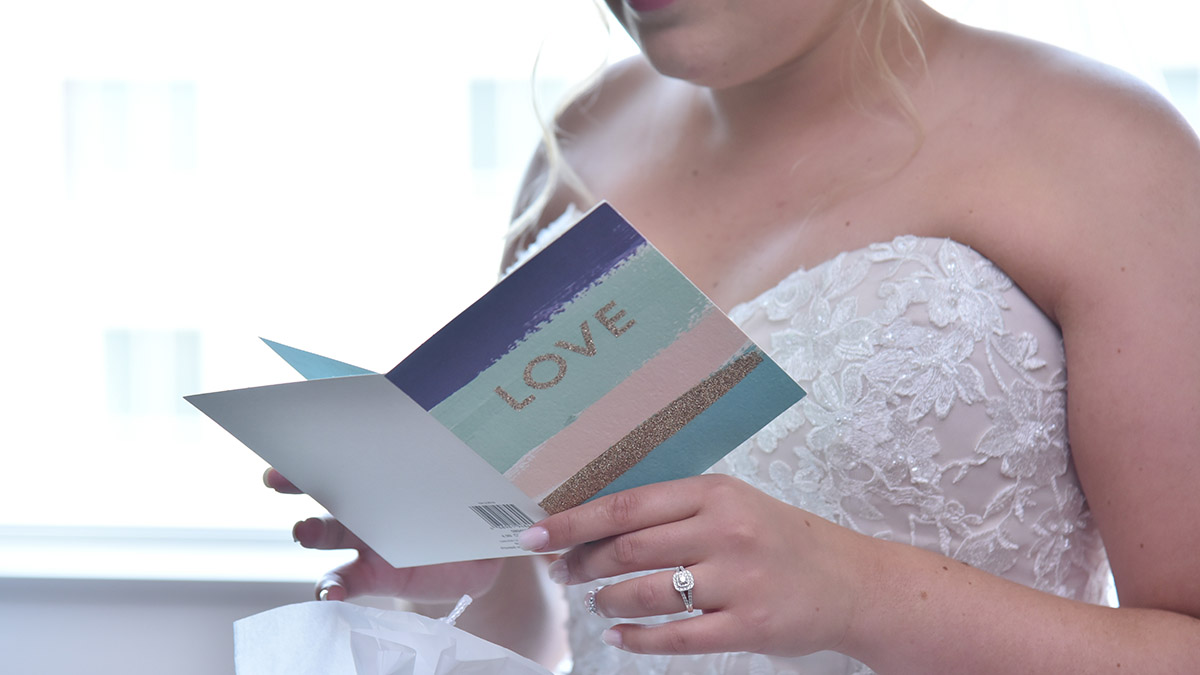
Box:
387 203 645 410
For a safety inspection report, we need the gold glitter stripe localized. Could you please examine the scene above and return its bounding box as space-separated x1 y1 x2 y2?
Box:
538 350 764 514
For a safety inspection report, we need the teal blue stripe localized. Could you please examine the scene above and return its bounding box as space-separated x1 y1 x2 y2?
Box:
590 350 805 500
261 338 376 380
429 246 712 473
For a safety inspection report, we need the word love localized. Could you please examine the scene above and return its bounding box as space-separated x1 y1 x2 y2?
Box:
494 300 635 411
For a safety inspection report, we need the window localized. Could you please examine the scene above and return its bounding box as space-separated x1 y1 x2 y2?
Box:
0 0 631 581
105 329 201 417
0 1 1191 586
469 77 571 172
63 80 198 198
1163 67 1199 128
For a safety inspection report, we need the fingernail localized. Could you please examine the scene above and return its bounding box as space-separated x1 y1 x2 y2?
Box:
263 468 273 488
518 526 549 551
318 587 330 601
547 559 569 584
601 628 623 649
293 518 321 546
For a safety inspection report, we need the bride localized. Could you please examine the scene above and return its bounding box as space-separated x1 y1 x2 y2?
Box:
271 1 1200 672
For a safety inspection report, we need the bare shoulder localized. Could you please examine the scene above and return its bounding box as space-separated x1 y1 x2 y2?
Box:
554 54 660 137
978 29 1200 316
990 28 1200 208
954 25 1200 208
939 23 1194 141
503 54 661 270
942 27 1200 615
929 25 1200 308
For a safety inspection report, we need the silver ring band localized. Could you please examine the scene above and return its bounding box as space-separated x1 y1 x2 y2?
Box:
585 585 605 616
672 566 695 613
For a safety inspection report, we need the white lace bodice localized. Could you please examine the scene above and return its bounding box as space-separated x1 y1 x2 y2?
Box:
527 226 1110 675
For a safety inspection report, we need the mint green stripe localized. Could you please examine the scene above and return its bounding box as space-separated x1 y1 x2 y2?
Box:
430 246 712 473
591 348 805 500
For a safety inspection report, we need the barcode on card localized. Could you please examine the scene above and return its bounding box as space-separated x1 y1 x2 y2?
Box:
470 503 536 530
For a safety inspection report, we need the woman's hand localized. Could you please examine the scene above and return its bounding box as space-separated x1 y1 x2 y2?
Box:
265 468 505 603
519 473 872 657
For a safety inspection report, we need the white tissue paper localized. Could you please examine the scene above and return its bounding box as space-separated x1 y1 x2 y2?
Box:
234 597 555 675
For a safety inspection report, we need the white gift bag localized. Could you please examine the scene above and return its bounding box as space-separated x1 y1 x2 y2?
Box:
234 598 555 675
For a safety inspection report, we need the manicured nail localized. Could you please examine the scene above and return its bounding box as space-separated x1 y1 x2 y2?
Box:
547 559 569 584
518 526 549 551
318 587 330 601
293 518 322 546
601 628 623 649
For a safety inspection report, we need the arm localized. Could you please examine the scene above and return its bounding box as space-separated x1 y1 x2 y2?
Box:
851 70 1200 671
521 472 1200 671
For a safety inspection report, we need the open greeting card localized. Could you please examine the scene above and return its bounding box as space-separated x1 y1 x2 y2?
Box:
187 203 805 568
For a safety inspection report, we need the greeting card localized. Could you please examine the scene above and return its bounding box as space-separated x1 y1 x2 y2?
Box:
187 203 805 567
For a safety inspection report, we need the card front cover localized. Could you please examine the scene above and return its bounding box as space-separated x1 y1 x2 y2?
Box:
387 203 804 515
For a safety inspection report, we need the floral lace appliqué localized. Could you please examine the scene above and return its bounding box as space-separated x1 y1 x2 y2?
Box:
564 237 1109 675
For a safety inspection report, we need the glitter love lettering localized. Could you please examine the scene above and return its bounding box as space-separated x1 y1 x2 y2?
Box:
494 300 636 411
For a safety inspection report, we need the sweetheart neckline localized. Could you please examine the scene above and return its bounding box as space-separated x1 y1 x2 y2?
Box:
723 234 969 316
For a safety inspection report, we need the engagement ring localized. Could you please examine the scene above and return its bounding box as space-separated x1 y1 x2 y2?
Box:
672 566 695 613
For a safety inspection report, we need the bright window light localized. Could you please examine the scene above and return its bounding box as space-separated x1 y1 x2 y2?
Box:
0 0 1191 583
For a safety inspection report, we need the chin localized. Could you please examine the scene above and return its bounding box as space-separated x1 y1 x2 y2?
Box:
636 38 741 88
644 54 749 90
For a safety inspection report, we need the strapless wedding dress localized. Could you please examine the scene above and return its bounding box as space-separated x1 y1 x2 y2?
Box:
512 208 1112 675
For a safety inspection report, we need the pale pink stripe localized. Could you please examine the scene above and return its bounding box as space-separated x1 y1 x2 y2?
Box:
505 309 751 500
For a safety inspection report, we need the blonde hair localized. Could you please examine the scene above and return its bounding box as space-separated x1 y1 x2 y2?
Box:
508 0 928 242
852 0 928 136
506 0 609 241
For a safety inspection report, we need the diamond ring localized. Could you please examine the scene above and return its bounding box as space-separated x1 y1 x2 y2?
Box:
672 566 695 613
